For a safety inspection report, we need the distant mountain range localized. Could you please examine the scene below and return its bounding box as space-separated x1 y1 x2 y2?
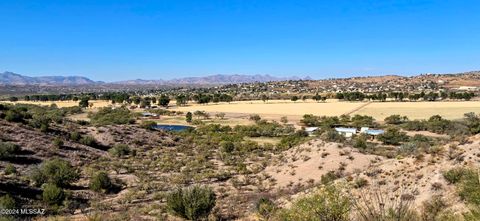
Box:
0 72 101 85
0 71 310 86
114 74 311 85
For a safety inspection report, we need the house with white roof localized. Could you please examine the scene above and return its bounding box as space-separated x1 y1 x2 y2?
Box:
305 127 319 136
334 127 357 138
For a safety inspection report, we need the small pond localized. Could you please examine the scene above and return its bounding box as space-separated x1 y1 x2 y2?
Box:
152 124 193 131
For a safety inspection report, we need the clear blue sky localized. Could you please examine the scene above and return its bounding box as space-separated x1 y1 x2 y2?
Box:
1 0 479 81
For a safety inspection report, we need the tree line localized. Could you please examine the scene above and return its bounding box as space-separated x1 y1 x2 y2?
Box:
5 90 476 105
335 91 475 101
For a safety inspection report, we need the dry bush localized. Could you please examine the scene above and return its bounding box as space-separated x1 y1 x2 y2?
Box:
352 187 418 221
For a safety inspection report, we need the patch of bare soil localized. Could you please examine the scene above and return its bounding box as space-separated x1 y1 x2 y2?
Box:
265 139 381 189
273 135 480 217
358 135 480 211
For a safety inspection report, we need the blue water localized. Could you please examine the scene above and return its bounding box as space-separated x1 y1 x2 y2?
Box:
153 124 193 131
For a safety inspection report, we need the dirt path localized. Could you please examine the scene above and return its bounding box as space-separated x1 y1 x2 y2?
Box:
343 101 372 115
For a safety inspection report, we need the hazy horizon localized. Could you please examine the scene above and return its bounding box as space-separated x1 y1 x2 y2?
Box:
1 1 480 81
4 69 480 84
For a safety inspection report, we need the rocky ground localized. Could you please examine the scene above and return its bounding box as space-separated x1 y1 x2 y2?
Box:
2 117 480 220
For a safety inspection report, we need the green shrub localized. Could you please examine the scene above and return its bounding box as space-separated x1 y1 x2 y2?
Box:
464 207 480 221
140 120 157 130
30 158 79 187
0 195 16 210
78 97 89 108
52 138 64 148
275 185 350 221
186 112 193 123
220 141 235 153
69 131 80 141
443 167 472 184
321 171 340 185
410 134 431 143
426 115 452 134
4 164 16 175
353 135 367 149
4 110 25 122
421 196 448 221
89 171 112 192
42 184 65 205
377 127 409 145
166 185 216 220
442 167 480 207
108 144 131 157
403 120 427 131
79 135 97 146
384 115 408 125
322 129 345 143
278 130 308 150
353 178 368 188
0 142 20 159
256 197 277 219
30 115 51 132
351 115 376 128
458 170 480 206
464 112 480 135
249 114 261 122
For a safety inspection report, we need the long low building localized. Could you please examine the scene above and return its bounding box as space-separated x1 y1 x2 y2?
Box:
335 127 357 137
335 127 385 138
365 129 384 136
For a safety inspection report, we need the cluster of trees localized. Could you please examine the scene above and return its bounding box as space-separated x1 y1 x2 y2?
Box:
336 92 368 101
377 127 409 145
20 93 98 102
29 158 79 206
382 112 480 139
192 93 233 104
23 157 116 210
175 94 188 106
104 93 234 107
335 91 476 102
9 92 135 103
234 119 296 137
312 93 328 102
401 115 467 135
384 115 409 125
447 92 475 100
278 130 309 150
88 107 135 126
301 114 376 128
0 103 82 132
100 92 131 104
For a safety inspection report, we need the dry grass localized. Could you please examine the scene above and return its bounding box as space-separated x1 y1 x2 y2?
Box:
175 100 480 121
174 99 361 119
5 99 480 122
356 101 480 120
245 137 281 145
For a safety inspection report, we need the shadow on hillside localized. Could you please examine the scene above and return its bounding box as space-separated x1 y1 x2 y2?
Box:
17 149 35 155
3 156 42 165
0 182 41 199
91 143 110 151
68 184 89 191
59 145 77 151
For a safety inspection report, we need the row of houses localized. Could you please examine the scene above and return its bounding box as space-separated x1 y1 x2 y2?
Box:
337 127 385 138
305 126 385 138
